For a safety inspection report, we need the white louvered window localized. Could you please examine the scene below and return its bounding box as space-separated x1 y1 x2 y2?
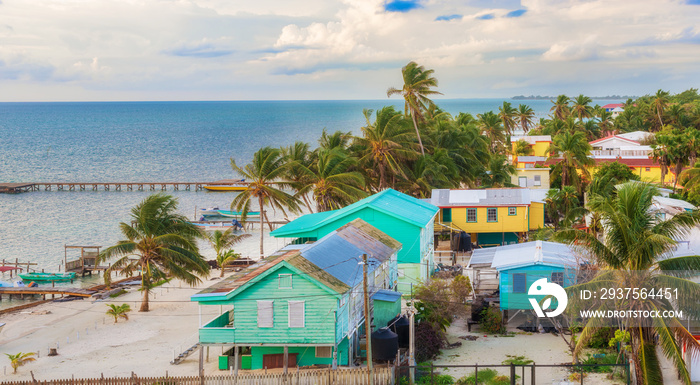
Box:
288 300 305 328
257 300 274 328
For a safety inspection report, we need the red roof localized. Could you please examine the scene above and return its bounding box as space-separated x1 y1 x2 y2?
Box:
602 103 624 109
589 134 639 145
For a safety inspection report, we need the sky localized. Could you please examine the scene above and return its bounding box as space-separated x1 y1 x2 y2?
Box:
0 0 698 102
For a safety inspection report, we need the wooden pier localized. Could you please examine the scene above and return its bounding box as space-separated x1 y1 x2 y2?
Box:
0 287 96 300
0 180 249 194
65 245 109 276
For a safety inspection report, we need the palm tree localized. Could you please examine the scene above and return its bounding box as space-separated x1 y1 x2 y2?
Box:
477 111 505 153
550 95 571 120
354 106 416 190
498 101 517 136
548 131 594 191
106 303 131 323
297 149 367 211
516 104 535 133
318 129 352 151
99 194 209 312
231 147 302 258
597 108 614 136
651 141 671 186
652 89 670 129
281 141 321 212
398 152 453 198
555 182 700 384
217 250 242 276
571 94 594 122
513 140 534 156
483 155 516 188
206 229 251 277
387 61 442 156
5 352 36 374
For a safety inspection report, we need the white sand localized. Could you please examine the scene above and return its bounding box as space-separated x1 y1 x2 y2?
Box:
433 318 633 385
0 232 284 381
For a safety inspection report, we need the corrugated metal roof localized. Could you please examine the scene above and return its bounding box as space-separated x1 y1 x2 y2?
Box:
488 240 582 270
468 247 497 267
193 219 400 299
430 188 534 207
653 196 696 211
372 289 402 302
301 219 398 287
271 189 438 237
517 156 547 163
511 135 551 144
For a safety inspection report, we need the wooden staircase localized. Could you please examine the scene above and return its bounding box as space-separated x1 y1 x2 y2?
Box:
170 342 200 365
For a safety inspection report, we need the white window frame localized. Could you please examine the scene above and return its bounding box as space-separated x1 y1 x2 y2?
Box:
316 346 332 358
278 274 293 289
288 300 305 328
257 300 274 328
534 175 541 186
518 176 527 187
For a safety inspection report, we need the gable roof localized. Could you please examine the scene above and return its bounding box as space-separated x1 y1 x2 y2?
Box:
192 219 401 301
430 188 536 207
602 103 624 109
270 189 438 237
589 134 640 146
469 240 583 270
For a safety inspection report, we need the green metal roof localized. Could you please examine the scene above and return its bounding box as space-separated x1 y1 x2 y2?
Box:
270 188 438 238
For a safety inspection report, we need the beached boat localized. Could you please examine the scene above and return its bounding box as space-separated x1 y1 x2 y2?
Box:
18 272 76 282
199 207 221 216
216 210 260 218
203 185 248 191
192 221 245 231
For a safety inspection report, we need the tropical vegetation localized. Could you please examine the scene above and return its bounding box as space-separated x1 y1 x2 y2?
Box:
5 352 36 374
205 229 251 277
106 303 131 323
99 193 209 312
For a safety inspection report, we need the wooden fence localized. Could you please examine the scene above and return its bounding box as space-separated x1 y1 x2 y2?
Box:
1 367 394 385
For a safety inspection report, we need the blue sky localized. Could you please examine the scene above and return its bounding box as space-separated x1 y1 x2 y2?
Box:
0 0 698 101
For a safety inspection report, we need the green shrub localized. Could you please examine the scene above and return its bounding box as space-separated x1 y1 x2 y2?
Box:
456 369 512 385
502 355 533 365
479 307 505 334
585 328 615 349
579 352 618 373
418 374 454 385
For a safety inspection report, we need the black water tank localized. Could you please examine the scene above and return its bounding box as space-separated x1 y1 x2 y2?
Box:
371 327 399 362
390 315 410 348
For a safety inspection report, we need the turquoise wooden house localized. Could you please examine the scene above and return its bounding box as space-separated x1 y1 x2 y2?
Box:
270 189 439 292
191 219 402 371
469 241 582 311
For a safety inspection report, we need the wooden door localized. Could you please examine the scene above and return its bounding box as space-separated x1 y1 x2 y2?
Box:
262 353 298 369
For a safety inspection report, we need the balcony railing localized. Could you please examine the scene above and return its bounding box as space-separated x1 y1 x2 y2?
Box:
591 149 651 157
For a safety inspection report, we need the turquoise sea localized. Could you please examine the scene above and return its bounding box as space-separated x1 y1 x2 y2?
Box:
0 99 620 300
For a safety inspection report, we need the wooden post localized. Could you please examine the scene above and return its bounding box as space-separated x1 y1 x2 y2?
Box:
234 346 239 377
362 253 374 385
199 345 204 381
409 309 415 385
284 346 289 374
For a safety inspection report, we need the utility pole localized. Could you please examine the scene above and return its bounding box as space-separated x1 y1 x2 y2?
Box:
362 253 374 385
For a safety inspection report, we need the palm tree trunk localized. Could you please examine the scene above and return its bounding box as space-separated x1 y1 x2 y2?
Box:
264 211 274 231
259 196 264 259
301 194 314 213
673 163 683 193
140 286 149 312
220 262 225 277
411 110 425 156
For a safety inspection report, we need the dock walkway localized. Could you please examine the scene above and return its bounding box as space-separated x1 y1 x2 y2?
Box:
0 287 96 299
0 180 248 194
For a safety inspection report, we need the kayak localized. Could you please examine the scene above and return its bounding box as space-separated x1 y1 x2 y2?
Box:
18 272 76 282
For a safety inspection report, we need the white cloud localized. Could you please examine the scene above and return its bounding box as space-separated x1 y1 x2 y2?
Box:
0 0 698 100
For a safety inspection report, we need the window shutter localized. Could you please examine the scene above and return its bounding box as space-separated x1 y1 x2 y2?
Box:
257 300 274 328
288 301 305 328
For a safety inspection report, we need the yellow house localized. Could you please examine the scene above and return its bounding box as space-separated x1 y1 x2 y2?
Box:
511 167 550 189
588 159 677 185
430 188 545 247
511 135 551 157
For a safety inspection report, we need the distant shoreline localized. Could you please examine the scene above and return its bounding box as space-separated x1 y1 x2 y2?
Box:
512 95 634 100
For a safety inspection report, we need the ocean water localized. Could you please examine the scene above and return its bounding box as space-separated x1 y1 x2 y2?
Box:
0 99 620 304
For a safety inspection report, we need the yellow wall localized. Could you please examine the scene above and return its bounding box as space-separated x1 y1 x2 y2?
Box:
448 206 530 233
586 165 676 185
533 141 550 157
529 202 545 229
511 169 550 189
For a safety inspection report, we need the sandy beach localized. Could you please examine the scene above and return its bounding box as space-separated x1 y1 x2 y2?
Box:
0 230 285 381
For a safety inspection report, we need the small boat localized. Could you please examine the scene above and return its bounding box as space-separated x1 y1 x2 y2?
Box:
203 179 248 192
0 280 28 287
216 210 260 218
18 272 76 282
200 207 221 216
192 221 244 230
203 185 248 192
